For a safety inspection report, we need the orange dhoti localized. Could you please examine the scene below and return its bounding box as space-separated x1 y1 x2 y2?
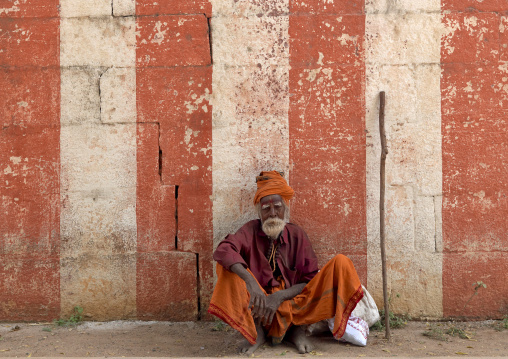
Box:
208 254 364 344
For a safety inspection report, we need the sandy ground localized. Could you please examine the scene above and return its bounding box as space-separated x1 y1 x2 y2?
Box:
0 320 507 357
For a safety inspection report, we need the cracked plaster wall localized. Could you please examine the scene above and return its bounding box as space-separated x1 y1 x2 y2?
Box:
211 0 291 248
59 0 137 320
365 0 444 317
1 0 508 321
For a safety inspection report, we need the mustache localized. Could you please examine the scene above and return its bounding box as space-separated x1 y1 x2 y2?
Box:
262 217 286 239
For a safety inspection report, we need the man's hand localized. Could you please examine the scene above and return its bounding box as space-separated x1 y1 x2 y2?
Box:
259 291 283 326
247 284 283 326
229 263 307 326
246 281 266 319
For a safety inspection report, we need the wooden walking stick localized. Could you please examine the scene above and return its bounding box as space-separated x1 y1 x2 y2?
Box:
379 91 390 339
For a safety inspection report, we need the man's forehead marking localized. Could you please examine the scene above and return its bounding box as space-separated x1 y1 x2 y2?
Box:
260 194 282 204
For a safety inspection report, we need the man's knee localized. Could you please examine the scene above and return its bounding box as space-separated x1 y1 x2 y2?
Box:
329 254 355 270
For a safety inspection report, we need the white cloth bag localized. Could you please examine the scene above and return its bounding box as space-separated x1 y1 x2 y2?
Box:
307 285 380 347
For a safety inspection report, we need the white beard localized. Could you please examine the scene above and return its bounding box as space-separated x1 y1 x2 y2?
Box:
262 217 286 239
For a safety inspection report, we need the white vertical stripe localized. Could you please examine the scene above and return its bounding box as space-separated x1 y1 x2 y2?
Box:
365 1 444 317
211 1 291 246
60 0 137 319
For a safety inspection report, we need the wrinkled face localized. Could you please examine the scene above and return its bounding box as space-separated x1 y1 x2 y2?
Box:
258 194 286 239
259 194 285 223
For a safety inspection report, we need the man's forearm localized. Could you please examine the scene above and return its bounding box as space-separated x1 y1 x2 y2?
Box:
230 263 306 301
274 282 306 302
230 263 258 287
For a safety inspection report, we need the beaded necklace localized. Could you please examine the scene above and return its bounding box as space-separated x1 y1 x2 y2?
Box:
266 239 279 273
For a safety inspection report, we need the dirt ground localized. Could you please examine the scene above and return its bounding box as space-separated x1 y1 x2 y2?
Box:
0 320 507 357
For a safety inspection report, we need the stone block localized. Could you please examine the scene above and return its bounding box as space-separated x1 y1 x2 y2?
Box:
211 15 288 66
0 18 59 66
365 0 440 13
60 254 136 320
290 14 364 67
291 177 366 253
136 15 210 67
61 68 101 125
442 160 508 253
415 64 441 124
367 243 443 318
385 121 441 195
212 0 287 18
137 123 177 253
443 252 508 318
385 185 415 253
0 125 60 194
137 0 211 17
113 0 135 16
365 64 441 196
442 0 508 12
60 123 136 191
0 193 59 256
0 0 59 18
60 17 135 67
290 0 363 15
0 68 60 127
500 17 508 62
289 64 364 139
0 255 60 321
136 66 212 185
442 64 506 116
136 251 198 321
177 182 212 253
366 13 442 64
60 0 112 17
61 187 136 257
414 195 437 252
442 12 499 64
136 183 176 252
388 252 443 317
100 67 136 124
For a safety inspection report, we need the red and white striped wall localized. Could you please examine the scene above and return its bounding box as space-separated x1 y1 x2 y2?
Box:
0 0 507 321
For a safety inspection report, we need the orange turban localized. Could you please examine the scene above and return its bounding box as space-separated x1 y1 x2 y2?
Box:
253 171 294 205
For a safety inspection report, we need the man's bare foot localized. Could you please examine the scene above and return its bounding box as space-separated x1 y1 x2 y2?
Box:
286 325 314 354
238 324 266 355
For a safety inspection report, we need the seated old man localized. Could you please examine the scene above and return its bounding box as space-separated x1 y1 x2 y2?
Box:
208 171 364 354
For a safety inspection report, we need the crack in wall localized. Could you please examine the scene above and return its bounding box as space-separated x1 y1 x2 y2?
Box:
157 122 162 182
175 185 179 250
434 195 438 252
97 68 109 123
207 15 213 65
195 252 201 320
434 195 443 253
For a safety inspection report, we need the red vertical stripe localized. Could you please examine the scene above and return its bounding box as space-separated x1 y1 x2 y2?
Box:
0 0 60 320
136 1 213 320
288 1 367 283
442 2 508 317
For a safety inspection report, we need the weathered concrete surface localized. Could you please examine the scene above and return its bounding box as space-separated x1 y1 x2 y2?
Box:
211 0 291 248
136 1 213 320
441 2 508 318
365 4 444 318
59 0 137 319
0 0 60 321
288 0 367 282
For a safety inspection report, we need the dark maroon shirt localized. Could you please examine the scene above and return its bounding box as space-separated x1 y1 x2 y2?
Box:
213 219 319 289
